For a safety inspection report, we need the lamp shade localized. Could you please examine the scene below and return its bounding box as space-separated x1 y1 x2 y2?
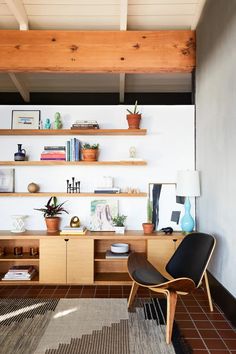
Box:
176 170 200 197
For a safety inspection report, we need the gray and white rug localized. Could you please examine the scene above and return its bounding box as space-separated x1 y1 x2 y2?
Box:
0 298 191 354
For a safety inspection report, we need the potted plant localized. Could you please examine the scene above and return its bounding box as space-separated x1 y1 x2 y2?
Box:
112 214 127 234
126 100 142 129
35 196 68 233
142 199 154 234
81 143 99 161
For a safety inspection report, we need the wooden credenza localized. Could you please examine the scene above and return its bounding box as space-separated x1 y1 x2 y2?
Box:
0 230 185 285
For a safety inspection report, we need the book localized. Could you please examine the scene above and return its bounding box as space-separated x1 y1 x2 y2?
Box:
60 229 87 235
8 265 34 272
62 226 86 231
105 250 130 259
44 146 66 151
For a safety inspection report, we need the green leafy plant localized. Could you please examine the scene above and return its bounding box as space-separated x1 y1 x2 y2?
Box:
82 143 99 150
147 198 153 223
112 214 127 227
34 196 68 218
127 100 140 115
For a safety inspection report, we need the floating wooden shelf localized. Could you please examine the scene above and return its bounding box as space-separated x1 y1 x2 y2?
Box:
0 160 147 166
0 129 147 136
0 192 147 198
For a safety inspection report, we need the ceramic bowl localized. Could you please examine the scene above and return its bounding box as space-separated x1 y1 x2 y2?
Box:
111 243 129 253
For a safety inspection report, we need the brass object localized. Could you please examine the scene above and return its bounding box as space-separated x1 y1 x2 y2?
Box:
70 216 80 228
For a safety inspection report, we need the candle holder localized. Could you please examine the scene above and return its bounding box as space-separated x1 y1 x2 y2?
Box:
11 215 27 233
66 178 80 193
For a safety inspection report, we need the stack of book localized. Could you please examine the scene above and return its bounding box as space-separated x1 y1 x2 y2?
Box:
94 187 121 194
40 146 66 161
71 120 99 130
2 265 36 281
60 226 87 235
66 138 80 161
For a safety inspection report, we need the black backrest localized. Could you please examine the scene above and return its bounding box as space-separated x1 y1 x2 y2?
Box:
166 233 215 287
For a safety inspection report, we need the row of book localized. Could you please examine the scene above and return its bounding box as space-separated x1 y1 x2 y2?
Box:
40 140 81 161
3 265 36 281
71 120 99 130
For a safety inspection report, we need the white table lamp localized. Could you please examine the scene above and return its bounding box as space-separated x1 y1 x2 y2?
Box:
176 170 200 232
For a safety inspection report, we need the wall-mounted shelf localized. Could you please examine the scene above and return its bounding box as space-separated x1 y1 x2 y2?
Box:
0 161 147 166
0 192 147 198
0 129 147 136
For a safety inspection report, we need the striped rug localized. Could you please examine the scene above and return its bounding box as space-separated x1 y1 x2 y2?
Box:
0 298 191 354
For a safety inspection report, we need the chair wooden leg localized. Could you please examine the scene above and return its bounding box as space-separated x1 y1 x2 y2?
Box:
166 290 177 344
204 271 213 312
128 281 139 308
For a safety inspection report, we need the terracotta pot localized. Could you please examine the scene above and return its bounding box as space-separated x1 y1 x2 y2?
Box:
127 114 141 129
82 149 98 161
45 217 60 233
142 223 154 235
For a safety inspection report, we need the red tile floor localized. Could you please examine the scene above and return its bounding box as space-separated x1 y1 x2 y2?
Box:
0 285 235 353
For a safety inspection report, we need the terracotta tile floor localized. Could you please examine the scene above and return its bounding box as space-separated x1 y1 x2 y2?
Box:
0 285 235 353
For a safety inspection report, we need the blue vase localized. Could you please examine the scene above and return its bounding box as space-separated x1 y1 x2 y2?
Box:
181 197 194 232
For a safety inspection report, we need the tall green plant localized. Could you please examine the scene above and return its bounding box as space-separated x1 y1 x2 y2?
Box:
147 198 153 223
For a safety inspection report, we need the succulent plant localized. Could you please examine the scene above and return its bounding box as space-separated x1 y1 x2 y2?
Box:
82 143 99 150
127 100 140 115
112 215 127 227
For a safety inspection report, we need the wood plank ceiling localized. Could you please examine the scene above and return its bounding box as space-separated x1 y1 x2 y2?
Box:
0 0 206 102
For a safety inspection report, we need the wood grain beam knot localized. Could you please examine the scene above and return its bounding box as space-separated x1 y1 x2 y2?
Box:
15 45 21 50
133 43 140 49
120 57 125 61
181 38 195 56
70 45 79 52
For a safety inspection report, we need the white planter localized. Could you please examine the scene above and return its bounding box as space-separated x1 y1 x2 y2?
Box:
114 226 125 234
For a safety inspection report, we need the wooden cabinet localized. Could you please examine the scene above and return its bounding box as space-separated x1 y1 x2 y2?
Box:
40 238 93 284
147 238 182 277
0 231 185 285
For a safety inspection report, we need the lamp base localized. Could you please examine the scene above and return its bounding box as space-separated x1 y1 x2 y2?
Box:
180 197 195 232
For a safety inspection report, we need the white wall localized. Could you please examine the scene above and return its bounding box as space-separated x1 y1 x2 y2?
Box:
0 105 194 231
196 0 236 296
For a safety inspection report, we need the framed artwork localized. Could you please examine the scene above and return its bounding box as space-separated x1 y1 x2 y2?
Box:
149 183 184 231
11 110 41 129
90 199 118 231
0 169 15 192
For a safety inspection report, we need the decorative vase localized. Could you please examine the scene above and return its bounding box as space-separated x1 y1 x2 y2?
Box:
14 144 26 161
127 114 141 129
82 149 98 161
142 223 154 235
45 217 60 233
11 215 27 233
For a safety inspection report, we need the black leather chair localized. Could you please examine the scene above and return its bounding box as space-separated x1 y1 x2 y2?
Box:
127 232 216 344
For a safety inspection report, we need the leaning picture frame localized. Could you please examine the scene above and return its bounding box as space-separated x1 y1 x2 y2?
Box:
149 183 183 231
11 110 41 129
0 169 15 193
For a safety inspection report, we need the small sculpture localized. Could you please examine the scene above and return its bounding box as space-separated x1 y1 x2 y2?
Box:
161 227 173 235
44 118 51 129
27 182 39 193
70 216 80 228
129 146 136 159
54 112 63 129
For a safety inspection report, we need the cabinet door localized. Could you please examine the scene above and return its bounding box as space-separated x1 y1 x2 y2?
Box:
147 239 182 278
67 239 94 284
40 239 66 283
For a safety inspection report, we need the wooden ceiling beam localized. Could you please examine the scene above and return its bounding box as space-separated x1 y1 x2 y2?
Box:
0 30 196 73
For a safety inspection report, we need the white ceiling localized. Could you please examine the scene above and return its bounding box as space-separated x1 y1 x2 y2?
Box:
0 0 205 100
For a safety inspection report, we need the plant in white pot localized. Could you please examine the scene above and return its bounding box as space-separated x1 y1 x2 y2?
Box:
112 215 127 234
35 196 68 233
